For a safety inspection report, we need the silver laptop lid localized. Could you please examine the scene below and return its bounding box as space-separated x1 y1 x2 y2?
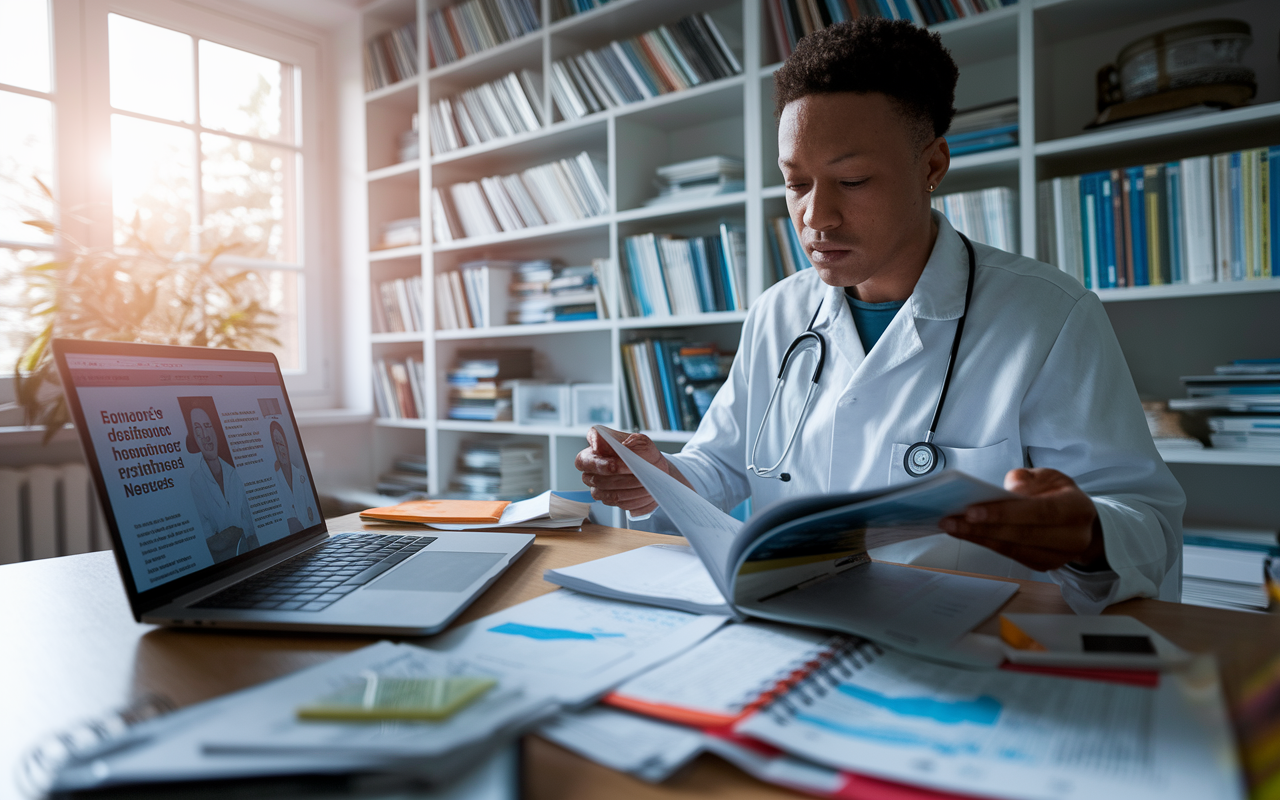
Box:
53 340 326 619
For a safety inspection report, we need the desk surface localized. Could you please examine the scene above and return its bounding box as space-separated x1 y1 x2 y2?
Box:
3 515 1278 799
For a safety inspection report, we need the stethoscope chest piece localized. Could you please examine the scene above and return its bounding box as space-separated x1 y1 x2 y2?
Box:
903 441 945 478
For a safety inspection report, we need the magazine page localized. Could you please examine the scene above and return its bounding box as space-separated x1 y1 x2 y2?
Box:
729 472 1013 605
64 352 321 593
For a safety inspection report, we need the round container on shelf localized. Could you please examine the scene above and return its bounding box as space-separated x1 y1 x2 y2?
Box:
1117 20 1253 102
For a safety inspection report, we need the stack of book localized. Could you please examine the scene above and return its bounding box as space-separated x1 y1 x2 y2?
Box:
645 156 744 206
431 151 608 243
372 357 426 420
372 276 425 333
945 99 1018 156
426 71 544 156
426 0 540 69
1182 526 1277 612
379 217 421 250
621 340 734 432
1169 360 1280 447
451 439 547 497
435 261 514 330
931 187 1017 253
549 14 742 123
1037 145 1277 290
766 0 1014 59
767 215 810 280
509 261 608 324
620 225 746 318
364 22 418 92
376 454 430 497
447 349 533 422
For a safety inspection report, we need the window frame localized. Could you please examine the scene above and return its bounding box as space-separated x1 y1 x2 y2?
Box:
1 0 334 410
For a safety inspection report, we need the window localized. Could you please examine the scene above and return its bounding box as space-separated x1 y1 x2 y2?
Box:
0 0 327 396
0 0 55 367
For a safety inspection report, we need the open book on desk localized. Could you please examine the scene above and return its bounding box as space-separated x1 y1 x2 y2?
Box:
545 427 1020 665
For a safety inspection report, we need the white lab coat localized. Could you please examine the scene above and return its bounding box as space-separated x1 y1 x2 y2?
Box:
189 456 256 549
657 211 1185 614
273 459 319 530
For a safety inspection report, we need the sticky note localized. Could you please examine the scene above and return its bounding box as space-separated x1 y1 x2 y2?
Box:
297 672 497 722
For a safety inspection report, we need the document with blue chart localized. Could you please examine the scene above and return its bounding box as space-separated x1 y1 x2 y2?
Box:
736 647 1244 800
589 427 1019 665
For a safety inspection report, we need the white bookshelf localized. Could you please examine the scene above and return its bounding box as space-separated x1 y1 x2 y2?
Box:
357 0 1280 529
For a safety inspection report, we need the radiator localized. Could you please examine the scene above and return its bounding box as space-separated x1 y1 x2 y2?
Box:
0 464 108 565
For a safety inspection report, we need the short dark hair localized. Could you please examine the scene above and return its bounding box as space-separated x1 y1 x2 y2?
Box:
773 19 958 144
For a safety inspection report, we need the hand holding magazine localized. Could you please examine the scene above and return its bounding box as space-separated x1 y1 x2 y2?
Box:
547 427 1022 665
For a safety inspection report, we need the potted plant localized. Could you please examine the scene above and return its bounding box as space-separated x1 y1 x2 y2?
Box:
11 181 282 442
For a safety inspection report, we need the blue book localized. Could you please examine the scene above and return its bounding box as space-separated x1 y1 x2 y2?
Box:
651 341 681 430
822 0 848 23
1126 166 1149 286
1166 162 1184 283
1230 152 1245 281
1264 146 1274 277
617 40 661 98
1099 173 1118 288
623 237 652 317
766 222 785 284
786 220 808 271
689 237 716 313
946 124 1019 145
1080 173 1098 290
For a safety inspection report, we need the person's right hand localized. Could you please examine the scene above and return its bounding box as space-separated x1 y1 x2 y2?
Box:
575 427 690 515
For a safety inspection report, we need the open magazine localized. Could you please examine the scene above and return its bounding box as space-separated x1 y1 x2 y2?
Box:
547 428 1021 665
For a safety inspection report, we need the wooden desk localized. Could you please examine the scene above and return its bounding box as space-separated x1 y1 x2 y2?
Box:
3 515 1278 798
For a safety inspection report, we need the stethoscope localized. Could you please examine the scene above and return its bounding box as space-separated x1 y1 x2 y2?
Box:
746 233 977 482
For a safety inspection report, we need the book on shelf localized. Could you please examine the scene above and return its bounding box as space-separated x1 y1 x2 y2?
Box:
931 186 1017 253
364 21 418 92
378 217 422 250
432 151 608 243
621 339 733 432
427 71 545 156
451 439 547 498
766 0 1014 60
1182 525 1276 612
372 357 426 420
767 215 811 280
550 0 619 20
373 275 425 333
548 13 742 123
945 98 1018 156
447 348 533 421
508 260 609 325
1169 360 1280 417
434 260 514 330
376 454 430 497
645 156 745 207
620 223 746 318
1038 144 1277 290
425 0 540 69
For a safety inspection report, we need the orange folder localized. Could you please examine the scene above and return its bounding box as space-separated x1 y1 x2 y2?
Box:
360 499 510 525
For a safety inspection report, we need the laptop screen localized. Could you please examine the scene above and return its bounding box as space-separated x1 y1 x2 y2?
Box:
62 349 322 593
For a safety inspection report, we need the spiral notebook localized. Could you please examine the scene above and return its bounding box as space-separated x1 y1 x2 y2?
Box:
604 621 859 728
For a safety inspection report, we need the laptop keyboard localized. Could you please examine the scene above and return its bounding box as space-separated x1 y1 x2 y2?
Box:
192 532 436 613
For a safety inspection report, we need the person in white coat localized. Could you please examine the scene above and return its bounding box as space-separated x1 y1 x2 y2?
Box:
269 420 319 536
183 402 258 563
575 19 1184 614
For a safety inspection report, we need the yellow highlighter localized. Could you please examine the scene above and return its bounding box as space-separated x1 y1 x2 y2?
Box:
297 670 497 722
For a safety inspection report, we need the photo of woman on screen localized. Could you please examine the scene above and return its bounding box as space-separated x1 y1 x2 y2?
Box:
179 396 258 563
269 420 318 535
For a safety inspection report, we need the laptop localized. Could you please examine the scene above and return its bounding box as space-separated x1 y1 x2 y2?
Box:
53 339 534 635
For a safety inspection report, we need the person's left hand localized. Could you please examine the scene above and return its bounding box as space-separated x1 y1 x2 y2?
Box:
939 468 1106 572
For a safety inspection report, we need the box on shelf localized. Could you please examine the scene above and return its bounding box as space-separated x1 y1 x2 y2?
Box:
572 383 616 427
513 381 572 427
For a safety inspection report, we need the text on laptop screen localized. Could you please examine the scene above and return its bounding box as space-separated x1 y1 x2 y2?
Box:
65 353 320 591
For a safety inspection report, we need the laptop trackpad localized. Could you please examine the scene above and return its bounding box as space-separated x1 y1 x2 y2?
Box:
365 551 505 593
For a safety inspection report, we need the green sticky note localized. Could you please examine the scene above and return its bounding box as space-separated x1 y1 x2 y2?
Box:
297 672 497 722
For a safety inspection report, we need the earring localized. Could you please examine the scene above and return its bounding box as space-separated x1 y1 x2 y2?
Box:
928 184 935 192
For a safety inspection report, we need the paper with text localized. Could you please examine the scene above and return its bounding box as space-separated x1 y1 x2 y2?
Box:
545 544 732 616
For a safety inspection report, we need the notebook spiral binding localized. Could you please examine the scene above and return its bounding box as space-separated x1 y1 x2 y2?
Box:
765 637 883 724
15 693 176 798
